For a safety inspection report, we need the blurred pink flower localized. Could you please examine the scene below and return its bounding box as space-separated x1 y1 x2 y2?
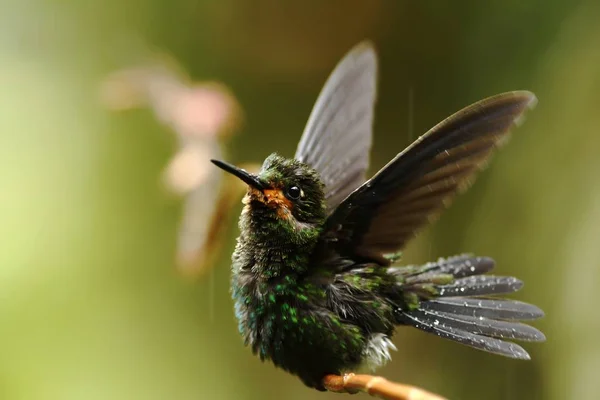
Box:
170 84 237 139
101 59 241 140
162 141 215 195
100 52 245 278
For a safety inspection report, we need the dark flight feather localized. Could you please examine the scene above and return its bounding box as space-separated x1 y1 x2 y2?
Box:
320 91 537 263
420 298 544 320
397 310 533 359
394 255 545 359
408 308 545 342
294 41 377 213
436 275 524 297
392 254 495 280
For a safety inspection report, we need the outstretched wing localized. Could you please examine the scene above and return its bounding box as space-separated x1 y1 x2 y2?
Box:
295 41 377 213
320 91 537 263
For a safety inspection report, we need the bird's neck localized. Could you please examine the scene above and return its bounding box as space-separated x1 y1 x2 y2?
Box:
236 204 322 279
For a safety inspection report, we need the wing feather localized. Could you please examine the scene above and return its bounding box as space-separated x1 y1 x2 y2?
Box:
321 91 537 262
295 41 377 212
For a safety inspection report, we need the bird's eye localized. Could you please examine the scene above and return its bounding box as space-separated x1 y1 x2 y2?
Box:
286 185 302 200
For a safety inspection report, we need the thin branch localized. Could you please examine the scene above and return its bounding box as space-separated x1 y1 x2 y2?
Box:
323 373 447 400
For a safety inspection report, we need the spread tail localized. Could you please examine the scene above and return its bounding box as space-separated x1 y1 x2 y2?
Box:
390 254 545 359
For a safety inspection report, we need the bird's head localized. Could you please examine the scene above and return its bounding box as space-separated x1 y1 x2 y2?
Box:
212 153 327 230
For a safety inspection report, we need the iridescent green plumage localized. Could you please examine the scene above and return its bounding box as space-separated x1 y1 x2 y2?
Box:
213 41 545 390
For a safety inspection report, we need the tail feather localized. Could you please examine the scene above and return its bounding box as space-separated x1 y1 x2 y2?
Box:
394 254 545 359
421 298 543 320
437 275 523 297
391 254 494 281
397 310 533 360
408 308 545 341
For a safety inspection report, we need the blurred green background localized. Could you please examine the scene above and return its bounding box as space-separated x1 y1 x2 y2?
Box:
2 0 600 399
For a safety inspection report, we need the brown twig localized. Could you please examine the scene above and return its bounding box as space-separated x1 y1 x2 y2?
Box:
323 373 447 400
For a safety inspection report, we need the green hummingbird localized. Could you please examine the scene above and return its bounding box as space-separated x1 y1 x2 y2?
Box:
211 41 545 390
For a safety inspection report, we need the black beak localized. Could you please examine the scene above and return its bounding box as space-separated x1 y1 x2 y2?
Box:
211 159 266 190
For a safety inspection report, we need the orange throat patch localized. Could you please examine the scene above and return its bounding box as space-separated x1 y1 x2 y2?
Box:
243 187 293 219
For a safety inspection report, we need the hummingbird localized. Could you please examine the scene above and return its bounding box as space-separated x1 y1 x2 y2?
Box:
211 41 545 390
